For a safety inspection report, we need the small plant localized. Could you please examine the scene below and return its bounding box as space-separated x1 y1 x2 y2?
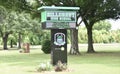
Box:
19 44 26 53
37 62 52 72
54 60 67 72
19 46 26 53
19 48 23 53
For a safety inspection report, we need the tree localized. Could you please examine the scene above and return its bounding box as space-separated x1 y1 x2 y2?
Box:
77 0 120 53
0 10 33 50
0 0 30 12
0 6 7 45
0 10 16 50
13 12 35 49
0 0 50 47
40 0 120 53
0 6 7 23
2 0 119 53
0 0 41 49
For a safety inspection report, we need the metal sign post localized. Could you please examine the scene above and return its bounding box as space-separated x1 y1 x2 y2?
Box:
38 6 79 65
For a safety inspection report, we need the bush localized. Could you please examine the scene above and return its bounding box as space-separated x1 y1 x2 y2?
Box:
41 39 51 54
54 60 67 72
37 62 52 72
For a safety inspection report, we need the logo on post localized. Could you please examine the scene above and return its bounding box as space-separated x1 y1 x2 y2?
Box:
54 33 65 46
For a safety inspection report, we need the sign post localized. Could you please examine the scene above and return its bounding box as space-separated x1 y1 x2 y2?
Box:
38 6 79 65
51 29 67 65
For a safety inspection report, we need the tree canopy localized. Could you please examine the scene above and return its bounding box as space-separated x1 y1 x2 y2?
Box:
0 0 34 12
0 7 38 49
0 6 7 24
40 0 120 53
93 20 111 31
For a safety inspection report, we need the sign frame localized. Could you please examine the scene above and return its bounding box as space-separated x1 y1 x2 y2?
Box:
38 6 80 29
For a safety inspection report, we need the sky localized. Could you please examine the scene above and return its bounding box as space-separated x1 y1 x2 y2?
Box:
78 18 120 30
108 19 120 30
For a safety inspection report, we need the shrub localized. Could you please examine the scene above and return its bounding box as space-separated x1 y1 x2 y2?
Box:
54 60 67 72
37 62 52 72
41 39 51 54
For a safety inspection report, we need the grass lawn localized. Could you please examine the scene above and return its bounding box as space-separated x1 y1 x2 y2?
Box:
0 44 120 74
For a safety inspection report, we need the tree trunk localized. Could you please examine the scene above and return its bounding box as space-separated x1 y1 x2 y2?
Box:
69 29 80 55
18 32 22 49
87 26 95 53
3 33 9 50
10 40 13 48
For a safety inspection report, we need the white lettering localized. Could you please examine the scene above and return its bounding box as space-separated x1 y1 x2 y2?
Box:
46 11 76 22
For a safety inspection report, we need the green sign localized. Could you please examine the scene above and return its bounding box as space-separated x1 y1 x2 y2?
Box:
38 6 79 29
41 10 76 22
45 11 76 22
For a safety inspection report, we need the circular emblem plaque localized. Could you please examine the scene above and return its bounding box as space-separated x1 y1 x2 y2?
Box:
54 33 65 46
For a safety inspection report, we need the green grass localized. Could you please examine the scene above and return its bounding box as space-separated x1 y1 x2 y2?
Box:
0 44 120 74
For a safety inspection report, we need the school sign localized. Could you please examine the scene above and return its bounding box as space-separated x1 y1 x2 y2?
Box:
38 6 79 65
38 6 79 29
